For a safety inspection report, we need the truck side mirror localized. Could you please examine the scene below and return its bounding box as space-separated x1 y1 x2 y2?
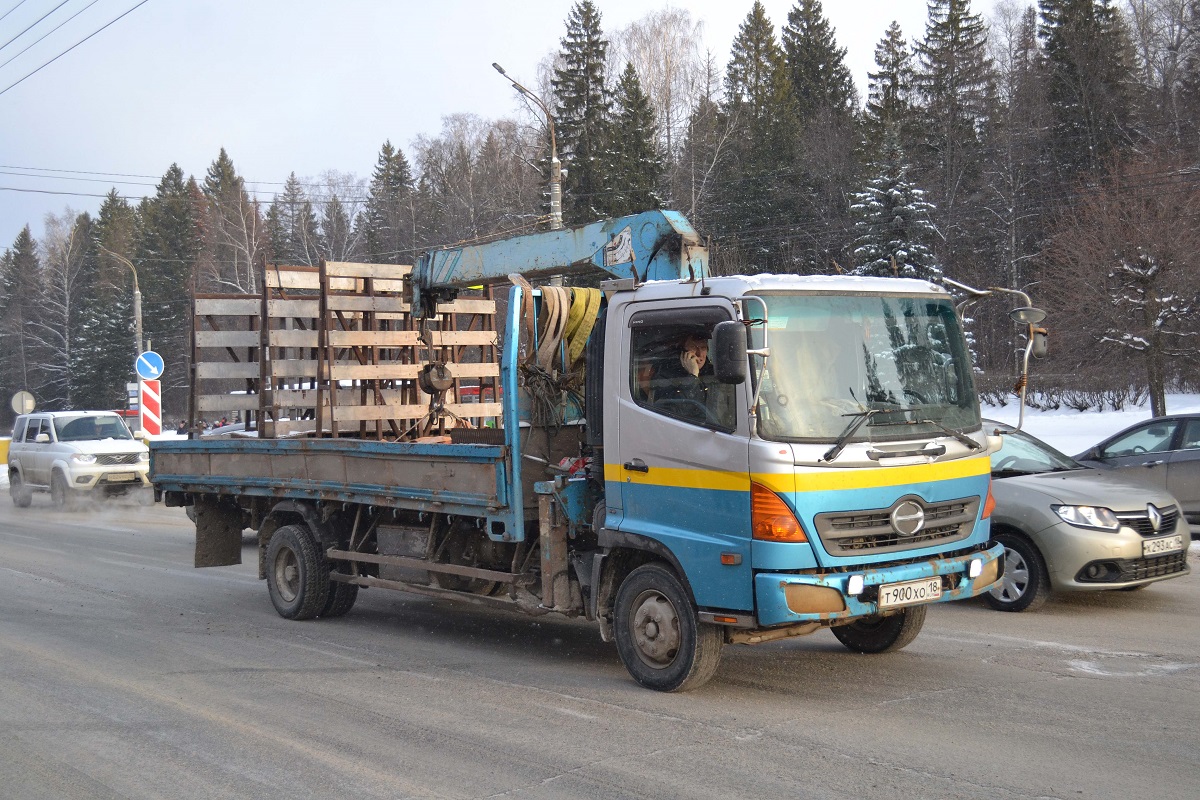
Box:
1031 327 1048 359
711 321 747 385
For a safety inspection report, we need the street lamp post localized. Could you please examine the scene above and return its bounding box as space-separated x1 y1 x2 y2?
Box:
99 246 143 356
492 62 563 230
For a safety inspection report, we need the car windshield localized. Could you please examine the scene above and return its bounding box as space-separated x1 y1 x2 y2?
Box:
990 426 1081 475
53 414 134 442
749 292 980 442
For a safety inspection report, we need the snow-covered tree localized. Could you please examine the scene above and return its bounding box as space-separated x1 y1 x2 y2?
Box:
851 136 942 281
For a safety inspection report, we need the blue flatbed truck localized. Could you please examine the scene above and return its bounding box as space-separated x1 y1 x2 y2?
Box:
152 210 1006 691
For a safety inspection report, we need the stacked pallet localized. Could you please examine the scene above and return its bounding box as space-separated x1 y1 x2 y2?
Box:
190 260 502 440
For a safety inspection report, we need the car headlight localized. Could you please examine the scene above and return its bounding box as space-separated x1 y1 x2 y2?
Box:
71 453 97 464
1052 504 1120 531
138 451 150 462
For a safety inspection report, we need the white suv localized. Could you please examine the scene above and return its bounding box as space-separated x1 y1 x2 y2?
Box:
8 411 150 507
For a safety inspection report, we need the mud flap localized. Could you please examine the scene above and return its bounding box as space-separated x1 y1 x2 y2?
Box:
194 496 243 567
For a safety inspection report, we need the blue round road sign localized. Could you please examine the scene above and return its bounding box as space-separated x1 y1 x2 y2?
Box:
135 350 165 381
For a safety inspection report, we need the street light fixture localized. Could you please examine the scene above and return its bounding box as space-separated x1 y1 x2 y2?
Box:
493 61 563 230
98 245 143 356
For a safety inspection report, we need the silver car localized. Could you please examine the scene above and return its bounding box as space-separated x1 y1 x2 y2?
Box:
984 420 1190 611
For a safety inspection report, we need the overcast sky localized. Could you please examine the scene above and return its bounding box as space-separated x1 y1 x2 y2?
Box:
0 0 1003 246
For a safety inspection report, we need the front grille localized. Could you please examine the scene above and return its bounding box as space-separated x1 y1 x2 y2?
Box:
815 496 979 556
1077 551 1189 583
96 453 142 465
1114 505 1180 537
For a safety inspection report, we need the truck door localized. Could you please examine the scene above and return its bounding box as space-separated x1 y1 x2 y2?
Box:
22 417 49 486
613 302 754 612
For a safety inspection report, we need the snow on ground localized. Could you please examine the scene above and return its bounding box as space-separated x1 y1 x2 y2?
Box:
983 392 1200 457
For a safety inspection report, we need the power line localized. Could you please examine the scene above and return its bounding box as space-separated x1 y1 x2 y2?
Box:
0 0 101 72
0 0 70 55
0 1 30 24
0 0 153 98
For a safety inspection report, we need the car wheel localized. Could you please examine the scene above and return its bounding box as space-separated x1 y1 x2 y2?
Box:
9 471 32 508
831 605 927 653
614 563 723 692
985 531 1050 612
265 524 330 620
50 471 72 509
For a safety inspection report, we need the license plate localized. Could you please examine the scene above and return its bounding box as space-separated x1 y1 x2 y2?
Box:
878 577 943 609
106 472 136 482
1143 535 1183 557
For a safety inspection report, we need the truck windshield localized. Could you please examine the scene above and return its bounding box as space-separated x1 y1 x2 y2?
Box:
750 293 980 443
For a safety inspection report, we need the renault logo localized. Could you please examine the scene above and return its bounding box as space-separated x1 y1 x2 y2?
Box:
890 500 926 537
1147 504 1163 533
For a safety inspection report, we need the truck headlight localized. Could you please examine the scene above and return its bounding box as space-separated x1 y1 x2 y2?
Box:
71 453 96 464
1052 504 1119 531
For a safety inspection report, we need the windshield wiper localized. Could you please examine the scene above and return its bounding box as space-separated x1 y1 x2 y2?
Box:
822 407 901 463
919 417 983 451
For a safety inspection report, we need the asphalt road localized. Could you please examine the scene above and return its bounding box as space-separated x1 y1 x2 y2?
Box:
1 497 1198 800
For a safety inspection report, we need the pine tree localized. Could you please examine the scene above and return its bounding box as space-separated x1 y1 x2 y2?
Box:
715 2 798 272
319 194 355 261
914 0 996 279
781 0 857 121
608 63 664 215
361 140 416 263
865 22 918 149
137 164 202 415
1039 0 1136 178
0 227 42 413
851 135 941 281
266 173 319 265
552 0 614 223
200 148 263 292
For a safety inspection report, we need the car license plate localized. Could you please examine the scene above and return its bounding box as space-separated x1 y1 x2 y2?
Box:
878 577 943 609
106 472 136 482
1143 535 1183 557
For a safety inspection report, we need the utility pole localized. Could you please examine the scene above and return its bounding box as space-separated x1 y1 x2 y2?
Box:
493 62 563 230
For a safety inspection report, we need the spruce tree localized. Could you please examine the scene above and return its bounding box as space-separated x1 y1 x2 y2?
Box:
0 227 42 413
865 22 918 150
781 0 857 121
201 148 263 292
609 62 664 215
851 135 941 281
81 192 138 410
1039 0 1135 178
266 173 319 265
552 0 614 223
319 194 355 261
137 164 202 414
362 141 416 263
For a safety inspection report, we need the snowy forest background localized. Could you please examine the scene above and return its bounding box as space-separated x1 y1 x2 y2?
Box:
1 0 1198 422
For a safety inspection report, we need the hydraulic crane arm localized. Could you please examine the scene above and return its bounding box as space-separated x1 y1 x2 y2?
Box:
412 210 709 311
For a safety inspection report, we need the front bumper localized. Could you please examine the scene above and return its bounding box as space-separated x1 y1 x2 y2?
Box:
68 464 151 490
754 543 1004 627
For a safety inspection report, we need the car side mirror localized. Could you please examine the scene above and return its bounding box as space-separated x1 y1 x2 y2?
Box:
134 430 148 441
35 433 50 443
711 321 747 385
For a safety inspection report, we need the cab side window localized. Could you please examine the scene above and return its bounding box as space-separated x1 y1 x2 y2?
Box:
629 321 736 430
24 419 44 443
11 419 26 442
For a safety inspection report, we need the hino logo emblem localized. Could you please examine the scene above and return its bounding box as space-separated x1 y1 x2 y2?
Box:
890 500 926 537
1147 504 1163 533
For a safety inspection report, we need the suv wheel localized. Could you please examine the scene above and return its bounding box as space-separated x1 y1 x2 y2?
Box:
50 471 73 510
9 471 32 508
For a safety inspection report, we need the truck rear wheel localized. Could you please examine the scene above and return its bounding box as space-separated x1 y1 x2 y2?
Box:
832 605 926 653
614 564 723 692
265 524 330 620
320 581 359 618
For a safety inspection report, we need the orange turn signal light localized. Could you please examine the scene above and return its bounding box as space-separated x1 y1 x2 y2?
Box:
751 483 807 542
982 480 996 520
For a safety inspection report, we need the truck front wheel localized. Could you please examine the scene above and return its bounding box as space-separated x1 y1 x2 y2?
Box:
614 564 723 692
265 524 330 620
832 605 926 653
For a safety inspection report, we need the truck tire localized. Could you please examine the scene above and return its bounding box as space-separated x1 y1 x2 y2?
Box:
832 605 926 653
984 531 1050 612
9 472 32 508
265 524 330 620
320 580 359 618
614 563 723 692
